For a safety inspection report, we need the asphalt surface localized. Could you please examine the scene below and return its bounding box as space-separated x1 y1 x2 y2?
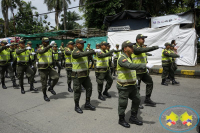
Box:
0 69 199 133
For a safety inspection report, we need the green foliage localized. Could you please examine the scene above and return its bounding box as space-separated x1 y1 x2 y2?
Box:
81 0 123 30
44 0 72 30
14 1 51 35
60 11 82 30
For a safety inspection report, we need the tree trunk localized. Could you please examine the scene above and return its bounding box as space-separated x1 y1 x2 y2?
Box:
63 0 67 30
139 0 142 10
4 8 9 37
55 11 59 30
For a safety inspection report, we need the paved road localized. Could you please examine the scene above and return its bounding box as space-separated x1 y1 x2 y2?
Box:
0 70 199 133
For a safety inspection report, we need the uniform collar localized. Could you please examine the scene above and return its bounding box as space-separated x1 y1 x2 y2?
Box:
121 51 129 58
76 47 83 52
136 43 142 47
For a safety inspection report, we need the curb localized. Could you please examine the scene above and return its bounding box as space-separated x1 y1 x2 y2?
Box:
149 68 200 77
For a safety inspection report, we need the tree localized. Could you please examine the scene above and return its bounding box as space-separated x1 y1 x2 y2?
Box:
44 0 73 30
79 0 86 6
80 0 123 30
14 1 51 34
20 1 37 13
1 0 21 37
60 10 82 30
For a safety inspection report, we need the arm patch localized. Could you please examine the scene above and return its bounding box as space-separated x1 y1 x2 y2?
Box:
122 59 127 62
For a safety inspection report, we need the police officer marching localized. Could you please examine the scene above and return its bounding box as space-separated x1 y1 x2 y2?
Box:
161 42 180 86
0 40 19 89
64 41 75 92
27 41 37 83
95 41 114 101
71 38 97 113
117 40 147 128
9 42 17 77
16 39 38 94
37 37 59 101
131 34 159 109
52 44 61 76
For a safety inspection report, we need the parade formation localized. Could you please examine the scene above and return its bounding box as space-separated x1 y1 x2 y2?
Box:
0 34 182 128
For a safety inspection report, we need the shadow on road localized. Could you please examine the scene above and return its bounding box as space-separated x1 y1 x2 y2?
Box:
55 82 65 86
109 91 118 98
81 100 113 110
49 92 71 99
140 96 166 105
125 110 156 124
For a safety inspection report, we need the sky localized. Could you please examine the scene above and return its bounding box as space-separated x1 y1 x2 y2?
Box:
0 0 85 28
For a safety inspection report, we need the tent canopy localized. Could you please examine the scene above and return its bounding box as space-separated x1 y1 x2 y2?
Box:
104 10 151 31
14 30 68 38
103 10 151 26
108 25 197 66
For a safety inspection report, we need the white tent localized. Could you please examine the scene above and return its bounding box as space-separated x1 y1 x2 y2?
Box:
107 12 197 66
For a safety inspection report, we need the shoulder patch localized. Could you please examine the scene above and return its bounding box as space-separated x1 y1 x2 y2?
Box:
122 59 127 62
76 51 80 53
38 48 41 50
166 52 168 54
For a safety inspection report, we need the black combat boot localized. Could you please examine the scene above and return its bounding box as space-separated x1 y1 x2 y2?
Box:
98 92 105 101
12 80 19 88
21 86 25 94
30 84 38 91
2 78 7 89
68 82 73 92
48 86 56 95
43 91 50 102
119 115 130 128
84 98 96 110
172 79 179 85
103 89 111 98
75 103 83 114
144 95 156 107
161 79 168 86
129 111 143 125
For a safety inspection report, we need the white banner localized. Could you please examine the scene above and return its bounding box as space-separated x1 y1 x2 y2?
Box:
108 25 197 66
151 12 194 28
